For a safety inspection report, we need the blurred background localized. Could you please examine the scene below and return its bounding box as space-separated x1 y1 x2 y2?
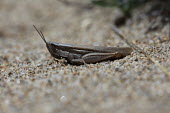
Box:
0 0 169 39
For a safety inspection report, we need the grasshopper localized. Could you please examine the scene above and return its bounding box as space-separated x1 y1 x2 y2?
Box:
33 25 133 65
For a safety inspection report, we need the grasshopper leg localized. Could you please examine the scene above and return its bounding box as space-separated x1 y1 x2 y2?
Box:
82 52 124 64
70 52 124 65
70 59 87 65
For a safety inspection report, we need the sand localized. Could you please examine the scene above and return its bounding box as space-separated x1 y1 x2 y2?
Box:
0 0 170 113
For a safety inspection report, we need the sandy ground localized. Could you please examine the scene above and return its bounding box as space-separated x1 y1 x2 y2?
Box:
0 0 170 113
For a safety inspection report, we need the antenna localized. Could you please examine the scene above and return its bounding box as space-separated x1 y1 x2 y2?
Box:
33 25 47 44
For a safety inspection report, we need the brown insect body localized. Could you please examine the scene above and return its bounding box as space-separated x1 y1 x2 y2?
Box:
33 25 133 65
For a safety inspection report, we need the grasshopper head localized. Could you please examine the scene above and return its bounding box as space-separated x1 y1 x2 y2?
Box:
33 25 62 59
